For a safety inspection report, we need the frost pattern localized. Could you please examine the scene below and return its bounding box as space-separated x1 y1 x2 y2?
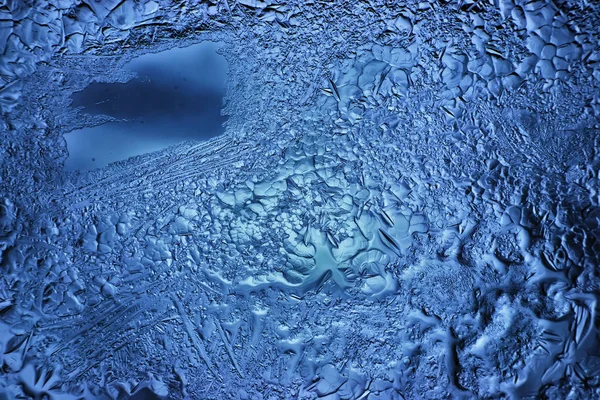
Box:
1 0 600 399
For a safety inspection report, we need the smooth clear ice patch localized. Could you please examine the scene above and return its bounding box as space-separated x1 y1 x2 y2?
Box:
64 41 228 171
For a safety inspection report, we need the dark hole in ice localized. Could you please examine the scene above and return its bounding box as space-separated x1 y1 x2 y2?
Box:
129 388 162 400
64 41 227 171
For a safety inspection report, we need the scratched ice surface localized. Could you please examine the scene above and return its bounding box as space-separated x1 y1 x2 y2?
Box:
1 0 600 399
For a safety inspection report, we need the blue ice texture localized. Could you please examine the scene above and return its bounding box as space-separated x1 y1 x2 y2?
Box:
0 0 599 399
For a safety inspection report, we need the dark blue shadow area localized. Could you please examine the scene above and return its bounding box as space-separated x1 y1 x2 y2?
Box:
64 41 227 171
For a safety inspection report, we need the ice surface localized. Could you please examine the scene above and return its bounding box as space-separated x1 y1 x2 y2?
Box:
1 0 600 399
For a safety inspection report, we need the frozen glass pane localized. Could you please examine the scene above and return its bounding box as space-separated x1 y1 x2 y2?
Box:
1 1 599 399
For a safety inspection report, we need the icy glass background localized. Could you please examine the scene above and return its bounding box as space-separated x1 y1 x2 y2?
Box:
0 0 599 399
